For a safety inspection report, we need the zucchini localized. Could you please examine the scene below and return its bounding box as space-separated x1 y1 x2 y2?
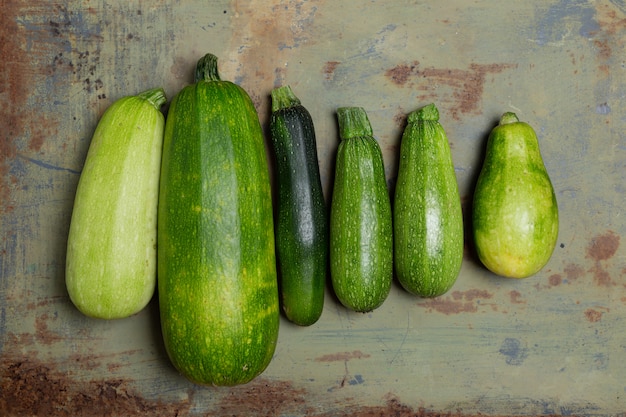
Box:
329 107 393 312
393 103 463 297
269 85 327 326
66 87 166 319
157 53 279 386
473 112 558 278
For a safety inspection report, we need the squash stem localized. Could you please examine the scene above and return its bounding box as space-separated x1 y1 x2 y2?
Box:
408 103 439 124
194 53 222 83
500 112 519 125
337 107 373 140
137 87 167 111
271 85 301 113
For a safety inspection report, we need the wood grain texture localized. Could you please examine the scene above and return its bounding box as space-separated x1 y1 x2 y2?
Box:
1 0 625 415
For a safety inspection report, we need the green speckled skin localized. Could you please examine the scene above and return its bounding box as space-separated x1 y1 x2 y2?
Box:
330 107 392 313
158 54 278 386
394 104 463 297
473 113 559 278
66 88 165 319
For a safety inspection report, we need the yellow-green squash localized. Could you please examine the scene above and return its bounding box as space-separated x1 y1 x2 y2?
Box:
473 112 558 278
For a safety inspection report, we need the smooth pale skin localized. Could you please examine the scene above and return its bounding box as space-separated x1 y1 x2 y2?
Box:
473 112 558 278
66 88 165 319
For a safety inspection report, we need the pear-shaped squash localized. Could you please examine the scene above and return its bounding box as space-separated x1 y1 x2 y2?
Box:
473 112 558 278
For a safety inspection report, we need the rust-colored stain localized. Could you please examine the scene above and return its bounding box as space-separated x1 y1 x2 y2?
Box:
384 61 517 120
585 231 620 287
564 263 585 282
393 107 408 128
215 378 311 416
314 350 371 362
385 61 419 85
509 290 526 304
594 3 626 38
35 313 65 346
0 1 28 213
548 274 563 286
591 4 625 80
592 39 612 61
419 289 495 315
1 1 77 215
584 308 604 323
323 60 341 81
586 230 620 262
0 357 191 417
227 0 321 120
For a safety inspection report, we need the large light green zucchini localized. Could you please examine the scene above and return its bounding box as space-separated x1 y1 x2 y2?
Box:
157 53 279 386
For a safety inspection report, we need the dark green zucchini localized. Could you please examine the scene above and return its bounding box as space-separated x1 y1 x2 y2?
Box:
158 53 279 386
394 103 463 297
269 85 327 326
329 107 393 312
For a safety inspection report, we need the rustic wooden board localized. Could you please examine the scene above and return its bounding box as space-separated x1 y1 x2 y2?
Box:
1 1 625 415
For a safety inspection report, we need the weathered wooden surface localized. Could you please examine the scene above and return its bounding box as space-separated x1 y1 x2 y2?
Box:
1 1 625 415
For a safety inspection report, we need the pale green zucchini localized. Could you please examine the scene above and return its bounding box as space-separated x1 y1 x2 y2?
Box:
66 88 166 319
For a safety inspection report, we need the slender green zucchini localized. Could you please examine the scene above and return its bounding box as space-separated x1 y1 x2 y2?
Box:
158 53 279 386
473 112 558 278
269 85 327 326
394 103 463 297
329 107 393 312
66 87 166 319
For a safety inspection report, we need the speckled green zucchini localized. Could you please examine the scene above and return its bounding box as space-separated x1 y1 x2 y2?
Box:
329 107 392 312
157 53 279 386
394 103 463 297
269 85 327 326
66 87 166 319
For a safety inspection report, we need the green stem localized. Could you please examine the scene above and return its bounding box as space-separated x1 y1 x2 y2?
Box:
337 107 373 140
137 87 167 110
500 112 520 125
408 103 439 124
271 85 301 113
194 53 222 83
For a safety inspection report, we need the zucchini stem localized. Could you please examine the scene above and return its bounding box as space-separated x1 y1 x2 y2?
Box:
337 107 373 140
195 53 222 83
408 103 439 123
271 85 301 113
137 87 167 111
500 112 520 125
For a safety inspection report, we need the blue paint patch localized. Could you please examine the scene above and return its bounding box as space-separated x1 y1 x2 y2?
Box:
377 23 397 34
17 154 81 175
499 337 528 366
348 374 365 385
595 102 611 115
534 0 599 45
